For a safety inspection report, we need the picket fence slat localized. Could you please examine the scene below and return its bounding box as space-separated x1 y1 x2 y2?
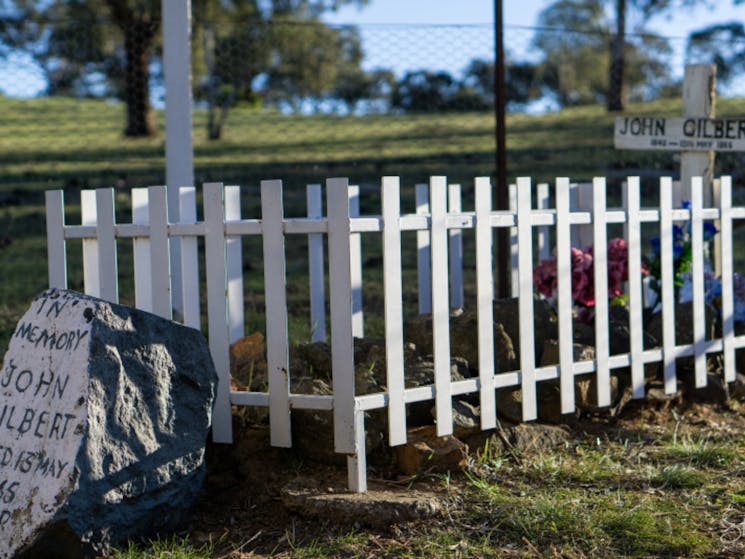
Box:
81 190 100 298
416 183 432 314
203 182 232 444
691 177 707 387
261 180 292 449
448 183 464 309
307 184 327 343
592 177 611 408
475 177 496 428
509 183 519 297
720 176 736 382
517 177 537 421
95 189 119 303
132 188 152 313
660 177 678 394
45 190 67 289
430 176 454 436
537 182 551 261
326 177 358 457
226 186 244 343
349 185 364 338
555 177 575 414
148 186 171 319
179 187 201 330
382 176 407 446
626 177 645 399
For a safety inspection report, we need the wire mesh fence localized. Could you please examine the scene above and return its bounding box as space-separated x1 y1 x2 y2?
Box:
1 15 744 194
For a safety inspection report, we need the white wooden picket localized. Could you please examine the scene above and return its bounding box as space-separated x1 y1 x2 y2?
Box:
44 173 745 494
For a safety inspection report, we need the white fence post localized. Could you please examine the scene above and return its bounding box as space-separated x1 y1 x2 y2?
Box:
516 177 537 421
203 182 232 444
326 177 365 491
592 177 611 408
261 180 292 448
555 177 575 414
226 186 244 343
307 184 327 343
416 183 432 314
448 183 464 309
382 176 407 447
45 190 67 289
475 176 496 429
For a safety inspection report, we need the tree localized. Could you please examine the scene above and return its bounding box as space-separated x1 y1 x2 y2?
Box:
533 0 675 108
533 0 611 106
462 58 542 110
1 0 368 138
687 21 745 84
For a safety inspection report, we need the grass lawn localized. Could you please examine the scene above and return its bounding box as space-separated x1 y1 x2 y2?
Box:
111 401 745 558
3 95 745 557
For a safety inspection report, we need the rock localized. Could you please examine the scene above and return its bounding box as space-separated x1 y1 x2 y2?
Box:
493 295 557 364
449 399 481 437
730 372 745 401
465 423 570 458
281 479 442 529
495 386 524 423
229 332 267 391
1 289 217 559
405 307 518 374
395 425 469 476
681 372 730 404
406 356 469 426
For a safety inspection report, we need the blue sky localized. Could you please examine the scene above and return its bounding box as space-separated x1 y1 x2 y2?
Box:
323 0 745 32
2 1 744 98
321 0 745 97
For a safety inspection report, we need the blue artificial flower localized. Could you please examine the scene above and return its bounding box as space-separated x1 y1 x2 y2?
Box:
681 200 692 210
650 237 660 255
703 221 718 241
672 224 685 243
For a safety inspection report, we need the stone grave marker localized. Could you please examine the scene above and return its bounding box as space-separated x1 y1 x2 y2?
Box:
0 288 218 558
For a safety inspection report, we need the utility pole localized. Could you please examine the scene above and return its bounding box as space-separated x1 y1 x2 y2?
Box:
494 0 509 298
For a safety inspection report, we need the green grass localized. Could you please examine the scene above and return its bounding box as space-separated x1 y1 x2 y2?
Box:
2 94 745 347
3 94 745 191
4 95 745 557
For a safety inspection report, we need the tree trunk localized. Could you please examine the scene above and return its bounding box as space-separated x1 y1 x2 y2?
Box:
607 0 626 112
123 21 157 137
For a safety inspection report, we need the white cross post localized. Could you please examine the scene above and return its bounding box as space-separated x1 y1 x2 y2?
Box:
162 0 195 320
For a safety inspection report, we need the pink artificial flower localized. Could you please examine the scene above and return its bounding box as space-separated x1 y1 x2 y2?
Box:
571 246 594 306
533 258 557 298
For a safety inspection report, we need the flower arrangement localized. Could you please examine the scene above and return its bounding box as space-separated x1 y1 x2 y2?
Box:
643 200 718 304
533 237 632 313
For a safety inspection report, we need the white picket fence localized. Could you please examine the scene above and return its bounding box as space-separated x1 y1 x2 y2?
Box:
45 175 745 492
